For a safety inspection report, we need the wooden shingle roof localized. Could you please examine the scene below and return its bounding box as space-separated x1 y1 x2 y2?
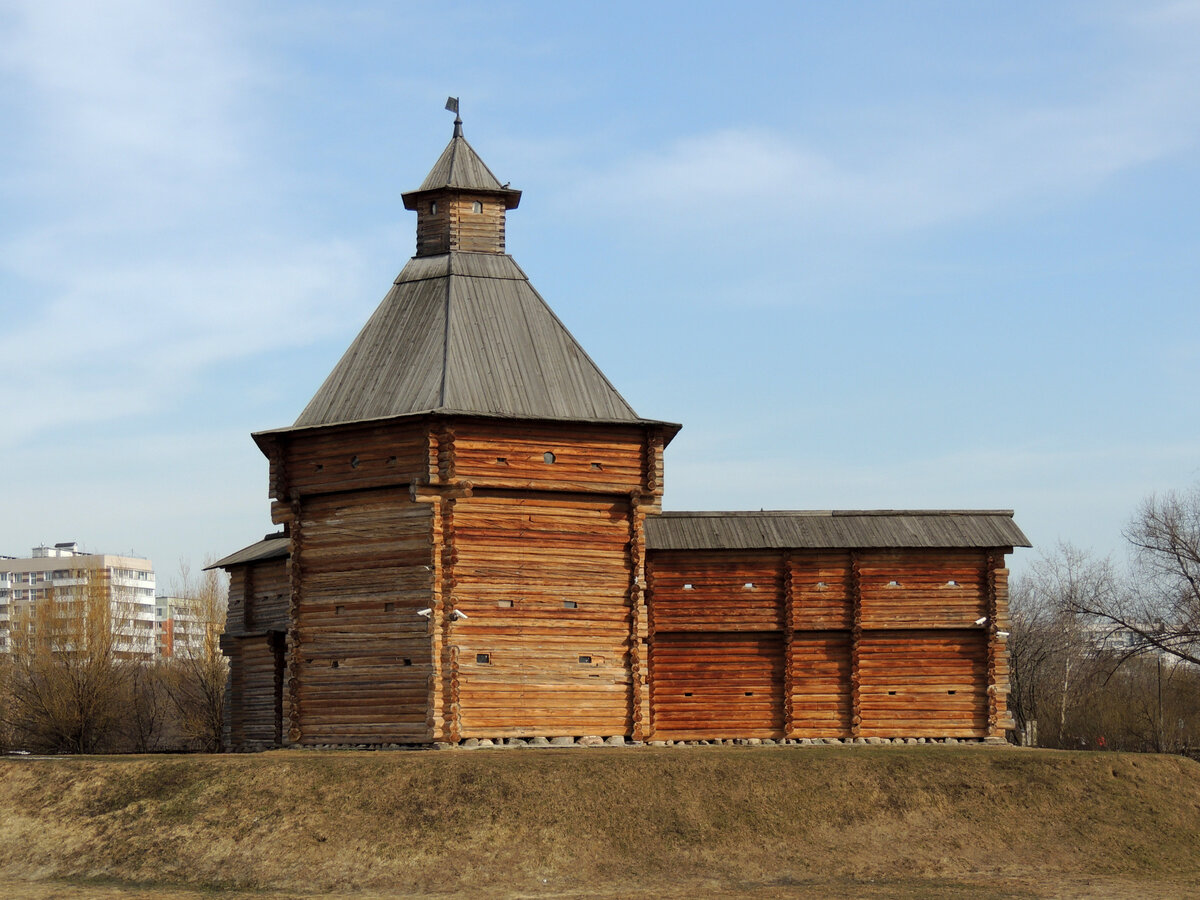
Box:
402 123 521 209
290 252 656 429
208 534 289 569
646 510 1031 551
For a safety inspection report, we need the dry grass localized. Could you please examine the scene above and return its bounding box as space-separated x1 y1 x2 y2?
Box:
0 744 1198 898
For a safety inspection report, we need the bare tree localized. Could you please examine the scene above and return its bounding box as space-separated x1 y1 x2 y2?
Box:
2 567 137 753
1007 544 1119 747
161 561 229 751
1116 486 1200 666
1052 486 1200 668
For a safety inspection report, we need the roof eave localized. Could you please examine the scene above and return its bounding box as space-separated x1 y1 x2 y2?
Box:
401 186 522 210
253 409 682 445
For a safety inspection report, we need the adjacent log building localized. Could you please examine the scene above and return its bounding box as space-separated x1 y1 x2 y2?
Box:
216 112 1029 750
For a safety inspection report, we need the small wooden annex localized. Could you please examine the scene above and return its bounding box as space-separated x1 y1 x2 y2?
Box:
216 112 1030 750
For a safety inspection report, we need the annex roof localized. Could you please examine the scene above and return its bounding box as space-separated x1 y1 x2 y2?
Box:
208 534 290 570
645 510 1031 551
290 252 661 429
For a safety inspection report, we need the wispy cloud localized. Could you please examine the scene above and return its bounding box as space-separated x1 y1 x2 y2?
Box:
0 0 370 445
566 4 1200 238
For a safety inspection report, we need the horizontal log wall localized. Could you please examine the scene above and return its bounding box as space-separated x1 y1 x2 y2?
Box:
452 421 648 495
278 422 435 499
449 491 634 738
293 489 434 744
858 550 988 629
858 630 988 738
245 558 289 633
448 194 507 254
225 568 248 635
650 632 784 739
647 547 1010 740
227 634 279 747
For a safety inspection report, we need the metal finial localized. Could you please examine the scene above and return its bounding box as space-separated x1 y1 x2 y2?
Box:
445 96 462 137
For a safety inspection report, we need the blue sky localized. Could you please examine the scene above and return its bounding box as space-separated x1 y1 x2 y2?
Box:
1 1 1198 583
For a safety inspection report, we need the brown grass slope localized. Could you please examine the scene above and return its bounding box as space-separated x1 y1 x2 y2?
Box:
0 746 1198 896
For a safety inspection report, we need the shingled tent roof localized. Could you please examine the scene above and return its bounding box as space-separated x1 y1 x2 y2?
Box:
412 122 511 194
292 253 648 428
282 121 669 433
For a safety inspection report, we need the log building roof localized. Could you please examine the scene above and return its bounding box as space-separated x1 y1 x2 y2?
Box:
209 534 289 569
402 118 521 208
645 510 1031 551
289 252 650 429
274 118 667 435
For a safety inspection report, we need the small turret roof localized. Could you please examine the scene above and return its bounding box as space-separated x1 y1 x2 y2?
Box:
403 116 521 209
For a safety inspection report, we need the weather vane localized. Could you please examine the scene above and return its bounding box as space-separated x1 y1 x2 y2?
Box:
446 96 462 137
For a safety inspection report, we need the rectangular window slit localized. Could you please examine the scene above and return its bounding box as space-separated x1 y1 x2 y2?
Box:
498 599 513 608
403 658 412 666
744 691 753 696
947 690 957 695
384 602 394 612
578 655 592 664
683 692 693 697
563 600 578 609
335 605 344 615
476 653 490 664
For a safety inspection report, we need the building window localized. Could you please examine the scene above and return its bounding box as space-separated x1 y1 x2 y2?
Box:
471 200 483 213
430 201 438 214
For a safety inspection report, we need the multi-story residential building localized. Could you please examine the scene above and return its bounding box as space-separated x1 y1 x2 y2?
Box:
0 543 157 660
154 595 210 659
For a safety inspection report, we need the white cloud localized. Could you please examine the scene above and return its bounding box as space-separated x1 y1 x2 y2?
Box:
565 5 1200 238
0 0 251 196
0 0 375 445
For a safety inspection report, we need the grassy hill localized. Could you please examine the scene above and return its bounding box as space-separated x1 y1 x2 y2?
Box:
1 745 1198 898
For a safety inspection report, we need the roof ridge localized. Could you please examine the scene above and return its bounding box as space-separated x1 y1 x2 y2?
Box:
655 509 1018 518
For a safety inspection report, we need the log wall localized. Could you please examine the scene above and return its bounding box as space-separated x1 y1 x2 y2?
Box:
646 547 1013 740
238 415 1014 746
223 557 290 749
450 491 634 738
291 489 434 744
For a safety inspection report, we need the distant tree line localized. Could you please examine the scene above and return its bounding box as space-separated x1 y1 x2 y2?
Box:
0 563 228 754
1008 484 1200 757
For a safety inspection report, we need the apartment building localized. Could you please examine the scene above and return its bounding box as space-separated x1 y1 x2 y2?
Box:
0 542 157 660
154 595 212 659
